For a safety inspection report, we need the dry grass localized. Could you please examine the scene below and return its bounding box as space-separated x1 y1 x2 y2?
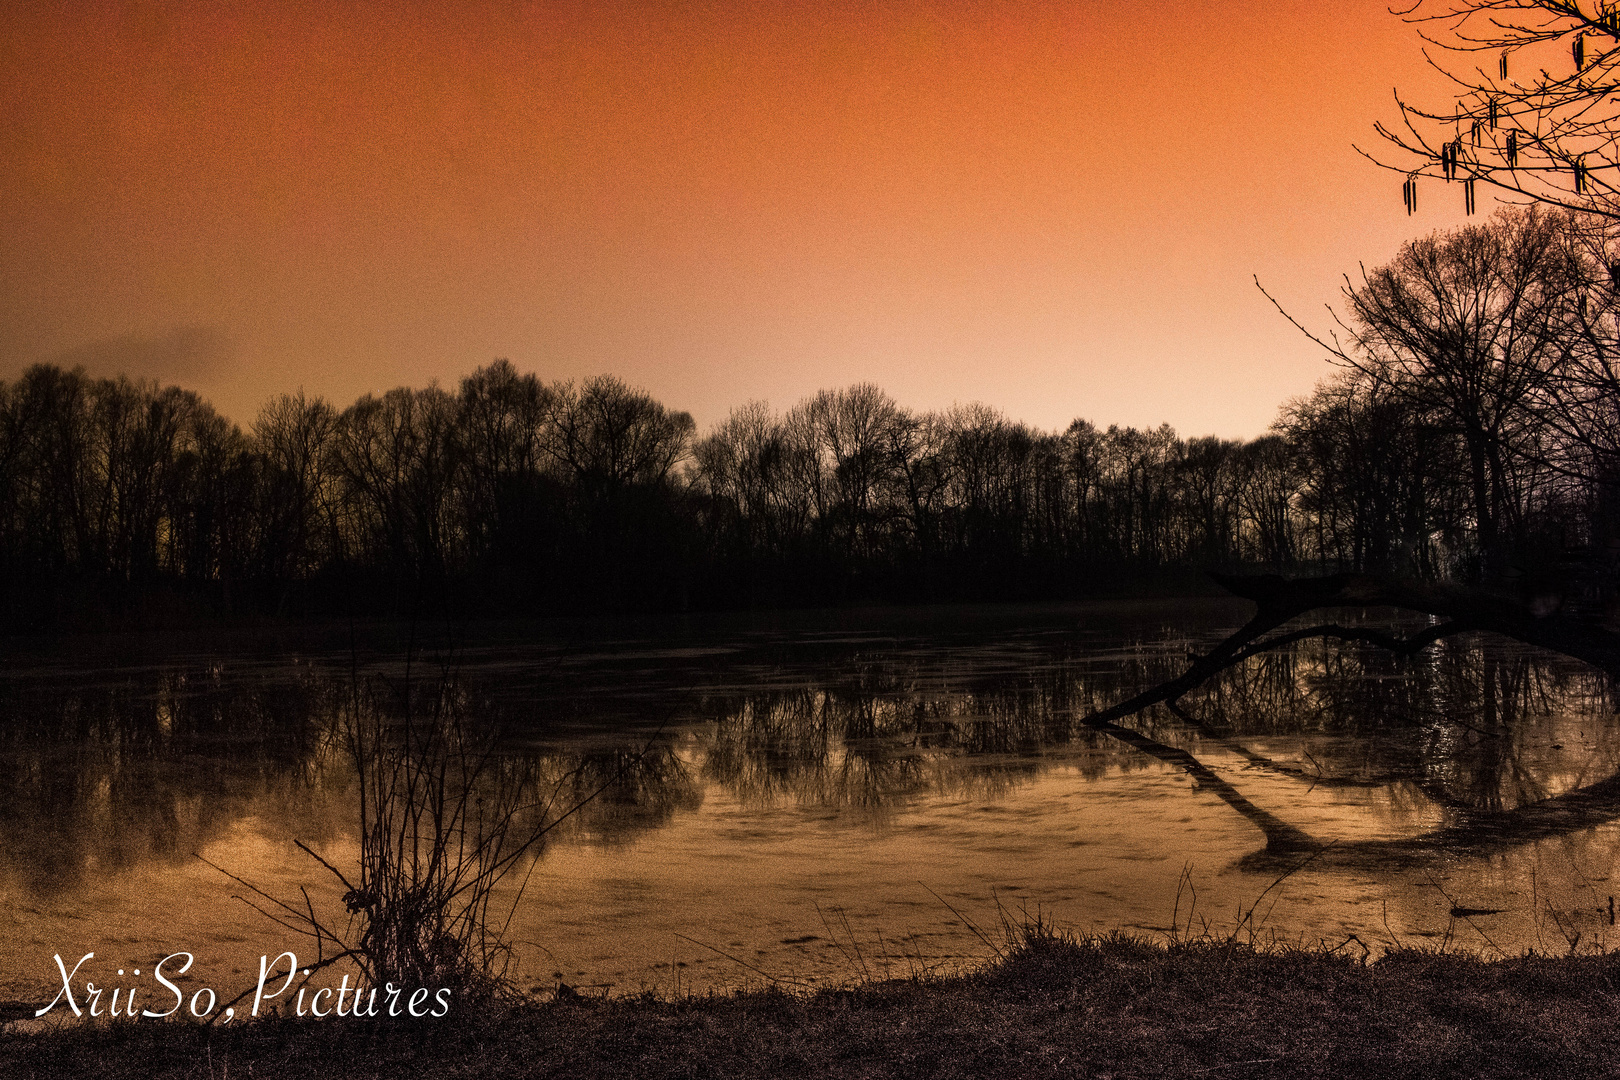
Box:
8 924 1620 1079
200 670 656 1011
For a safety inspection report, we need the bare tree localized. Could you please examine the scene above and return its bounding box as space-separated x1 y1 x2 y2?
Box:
805 385 909 561
1270 207 1578 576
253 391 339 588
1237 435 1300 568
547 376 694 492
169 402 257 608
1375 0 1620 217
1279 370 1464 575
330 386 461 580
693 401 784 556
455 360 553 564
883 408 949 562
2 366 95 577
1176 435 1244 564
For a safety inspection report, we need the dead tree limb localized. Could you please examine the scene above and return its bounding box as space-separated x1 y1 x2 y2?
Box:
1209 572 1620 678
1073 572 1620 859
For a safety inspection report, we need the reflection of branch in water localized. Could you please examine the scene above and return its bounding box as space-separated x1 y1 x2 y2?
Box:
1226 769 1620 874
1062 583 1469 851
1068 578 1483 750
1164 698 1396 791
1220 619 1472 668
1081 573 1620 870
1079 710 1318 853
1370 769 1620 863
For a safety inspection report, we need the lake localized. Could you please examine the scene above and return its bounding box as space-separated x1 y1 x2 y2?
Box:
5 597 1620 1009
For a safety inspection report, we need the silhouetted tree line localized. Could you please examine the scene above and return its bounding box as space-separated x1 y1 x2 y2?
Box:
8 207 1620 626
690 392 1302 604
1275 207 1620 594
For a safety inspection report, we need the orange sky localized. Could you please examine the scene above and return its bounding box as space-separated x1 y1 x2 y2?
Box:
0 0 1485 437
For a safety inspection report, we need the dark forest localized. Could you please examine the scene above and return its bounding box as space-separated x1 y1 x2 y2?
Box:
6 207 1620 627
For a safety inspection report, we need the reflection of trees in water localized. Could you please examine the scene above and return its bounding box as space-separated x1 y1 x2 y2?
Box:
0 637 1230 894
1180 635 1620 816
541 741 703 843
692 633 1620 840
5 627 1619 893
691 643 1260 812
0 666 334 894
698 691 939 817
0 666 702 896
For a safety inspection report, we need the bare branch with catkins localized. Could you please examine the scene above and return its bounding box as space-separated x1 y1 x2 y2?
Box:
1363 1 1620 219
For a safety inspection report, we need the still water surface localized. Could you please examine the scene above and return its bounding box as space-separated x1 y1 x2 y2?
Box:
5 598 1620 1003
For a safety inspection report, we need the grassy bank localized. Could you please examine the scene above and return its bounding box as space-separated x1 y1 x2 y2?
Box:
6 930 1620 1079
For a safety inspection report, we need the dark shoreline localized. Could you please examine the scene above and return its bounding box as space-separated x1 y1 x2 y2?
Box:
5 932 1619 1079
0 593 1252 662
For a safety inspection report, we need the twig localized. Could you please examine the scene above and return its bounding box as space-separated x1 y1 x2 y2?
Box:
918 883 1004 959
673 934 812 989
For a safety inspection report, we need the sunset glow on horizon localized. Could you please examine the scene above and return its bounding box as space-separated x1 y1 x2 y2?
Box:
2 1 1491 438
